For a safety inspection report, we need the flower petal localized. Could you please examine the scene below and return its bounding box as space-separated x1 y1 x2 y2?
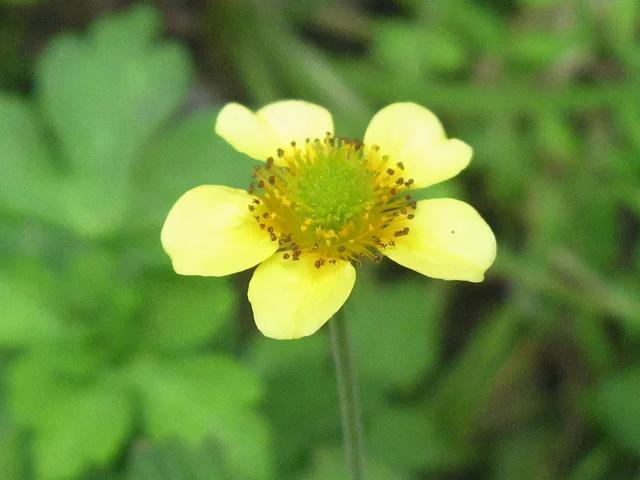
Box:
248 255 356 339
215 100 333 161
161 185 277 276
363 103 472 188
384 198 496 282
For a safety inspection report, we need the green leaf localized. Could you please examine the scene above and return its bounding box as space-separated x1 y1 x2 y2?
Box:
128 439 231 480
9 352 132 480
0 274 62 348
589 366 640 455
140 276 236 353
249 334 338 471
132 354 273 480
34 5 192 236
130 109 255 232
346 267 447 391
490 427 555 480
0 94 62 223
367 406 466 474
0 409 25 480
431 309 521 440
297 447 408 480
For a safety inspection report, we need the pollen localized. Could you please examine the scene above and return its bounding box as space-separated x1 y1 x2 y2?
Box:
248 134 416 266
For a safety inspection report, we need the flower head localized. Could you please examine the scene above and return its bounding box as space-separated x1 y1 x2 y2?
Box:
161 101 496 339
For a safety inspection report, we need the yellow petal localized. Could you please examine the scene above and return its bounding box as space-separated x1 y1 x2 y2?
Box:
161 185 277 276
363 103 472 188
215 100 333 161
248 255 356 339
384 199 496 282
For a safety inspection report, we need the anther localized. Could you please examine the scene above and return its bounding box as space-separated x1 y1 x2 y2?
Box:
268 176 276 184
266 157 274 168
405 178 414 186
248 205 255 211
283 253 290 259
277 148 284 157
395 177 404 185
257 180 265 188
397 162 404 170
262 212 270 219
386 168 395 175
252 199 261 204
291 141 296 147
394 227 410 237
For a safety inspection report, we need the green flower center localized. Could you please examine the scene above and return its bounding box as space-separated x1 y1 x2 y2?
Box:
249 134 416 266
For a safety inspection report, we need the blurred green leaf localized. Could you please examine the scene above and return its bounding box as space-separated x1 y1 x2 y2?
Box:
346 268 447 391
128 439 231 480
491 428 555 480
0 275 62 348
432 310 521 440
132 354 272 480
372 22 465 76
0 94 62 223
32 5 192 236
297 447 407 480
589 366 640 455
249 334 337 472
368 406 466 474
140 277 235 353
9 352 132 480
0 409 25 480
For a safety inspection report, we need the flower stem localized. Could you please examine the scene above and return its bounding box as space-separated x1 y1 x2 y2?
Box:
329 310 364 480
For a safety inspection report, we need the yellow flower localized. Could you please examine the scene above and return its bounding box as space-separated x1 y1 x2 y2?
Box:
161 101 496 339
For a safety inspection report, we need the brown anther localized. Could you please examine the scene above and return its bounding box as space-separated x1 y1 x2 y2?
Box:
405 178 414 186
395 177 404 185
267 226 274 233
266 157 274 168
393 227 410 237
386 168 395 175
408 214 415 219
268 176 276 184
262 212 270 219
390 188 397 196
397 162 405 170
314 259 324 268
257 180 265 188
277 148 284 157
291 141 296 147
248 205 255 211
248 185 255 194
283 253 290 259
259 224 266 229
270 233 277 241
252 199 261 204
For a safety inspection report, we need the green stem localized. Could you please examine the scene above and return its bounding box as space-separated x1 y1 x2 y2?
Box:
329 310 364 480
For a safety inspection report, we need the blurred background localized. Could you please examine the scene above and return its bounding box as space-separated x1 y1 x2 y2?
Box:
1 0 639 479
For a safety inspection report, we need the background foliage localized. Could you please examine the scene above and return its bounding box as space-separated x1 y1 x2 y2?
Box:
1 0 639 479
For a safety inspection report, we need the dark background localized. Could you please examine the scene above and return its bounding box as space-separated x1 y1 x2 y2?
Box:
1 0 640 479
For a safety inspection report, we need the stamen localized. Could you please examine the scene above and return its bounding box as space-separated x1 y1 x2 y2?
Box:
248 135 416 267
